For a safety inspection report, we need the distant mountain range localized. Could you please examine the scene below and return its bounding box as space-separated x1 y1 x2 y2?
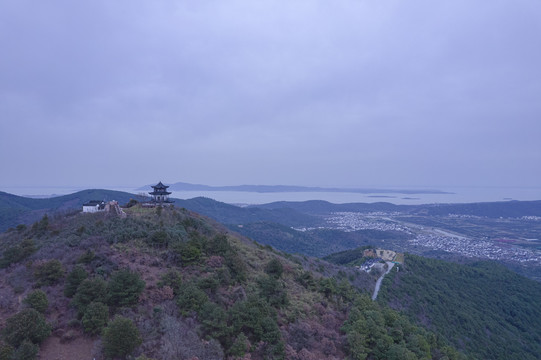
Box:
2 189 541 233
138 181 452 194
252 199 541 218
0 190 320 233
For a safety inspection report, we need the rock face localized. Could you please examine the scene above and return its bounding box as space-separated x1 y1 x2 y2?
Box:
104 200 126 218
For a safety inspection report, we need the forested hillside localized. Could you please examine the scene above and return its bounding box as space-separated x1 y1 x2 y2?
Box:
231 222 412 257
378 254 541 360
0 192 322 233
175 197 321 227
0 205 462 360
253 199 541 218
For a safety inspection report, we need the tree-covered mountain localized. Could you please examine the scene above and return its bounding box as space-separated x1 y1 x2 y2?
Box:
175 197 321 227
3 190 541 235
254 199 541 218
377 254 541 359
0 205 463 360
323 248 541 359
0 192 322 233
230 222 412 258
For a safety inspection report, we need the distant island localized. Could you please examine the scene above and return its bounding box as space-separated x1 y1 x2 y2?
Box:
138 181 452 195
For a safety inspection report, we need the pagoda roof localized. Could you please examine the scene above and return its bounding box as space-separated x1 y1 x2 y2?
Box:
149 190 172 195
151 181 169 189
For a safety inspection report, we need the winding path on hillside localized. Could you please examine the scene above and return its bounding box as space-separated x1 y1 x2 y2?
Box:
372 261 395 300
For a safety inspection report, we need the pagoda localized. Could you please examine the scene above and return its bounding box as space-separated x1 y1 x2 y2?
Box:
149 181 173 204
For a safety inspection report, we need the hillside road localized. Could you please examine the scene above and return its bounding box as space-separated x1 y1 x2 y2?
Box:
372 261 395 300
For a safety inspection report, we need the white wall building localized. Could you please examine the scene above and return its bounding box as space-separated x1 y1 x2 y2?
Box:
82 200 105 213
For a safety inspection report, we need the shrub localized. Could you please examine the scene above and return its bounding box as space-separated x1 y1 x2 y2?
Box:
226 253 247 283
296 271 316 290
229 333 249 357
228 296 284 358
77 250 96 264
30 215 49 236
0 239 36 269
157 270 182 295
0 342 14 360
124 198 138 208
199 302 230 345
205 235 247 282
72 278 107 316
64 265 88 297
176 282 208 315
206 234 231 257
102 316 142 359
34 259 64 286
319 277 338 298
107 269 145 307
81 302 109 335
2 309 51 348
11 340 38 360
173 241 202 265
265 258 284 279
257 275 288 308
75 225 86 236
147 230 169 247
229 296 272 341
198 275 219 293
23 290 48 313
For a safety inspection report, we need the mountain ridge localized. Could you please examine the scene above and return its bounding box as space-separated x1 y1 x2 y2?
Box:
138 181 452 194
0 204 464 360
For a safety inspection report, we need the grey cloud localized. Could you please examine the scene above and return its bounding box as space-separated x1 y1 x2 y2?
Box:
1 0 540 188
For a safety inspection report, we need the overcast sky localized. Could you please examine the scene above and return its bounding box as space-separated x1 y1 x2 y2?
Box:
1 0 540 189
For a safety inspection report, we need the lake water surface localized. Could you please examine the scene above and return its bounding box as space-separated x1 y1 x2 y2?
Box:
2 186 540 205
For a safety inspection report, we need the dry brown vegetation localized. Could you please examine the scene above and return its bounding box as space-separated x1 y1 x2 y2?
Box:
0 206 462 360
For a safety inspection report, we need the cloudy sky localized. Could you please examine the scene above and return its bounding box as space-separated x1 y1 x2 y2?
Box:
1 0 540 190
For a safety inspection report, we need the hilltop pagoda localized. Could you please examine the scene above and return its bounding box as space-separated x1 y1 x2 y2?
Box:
149 181 173 204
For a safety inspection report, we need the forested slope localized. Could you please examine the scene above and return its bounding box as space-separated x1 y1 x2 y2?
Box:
0 206 462 360
378 254 541 360
230 222 412 257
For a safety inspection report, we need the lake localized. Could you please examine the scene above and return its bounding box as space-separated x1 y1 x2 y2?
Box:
2 185 540 205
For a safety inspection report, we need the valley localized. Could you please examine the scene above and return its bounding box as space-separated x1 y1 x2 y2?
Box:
1 190 541 359
321 211 541 281
324 211 541 265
